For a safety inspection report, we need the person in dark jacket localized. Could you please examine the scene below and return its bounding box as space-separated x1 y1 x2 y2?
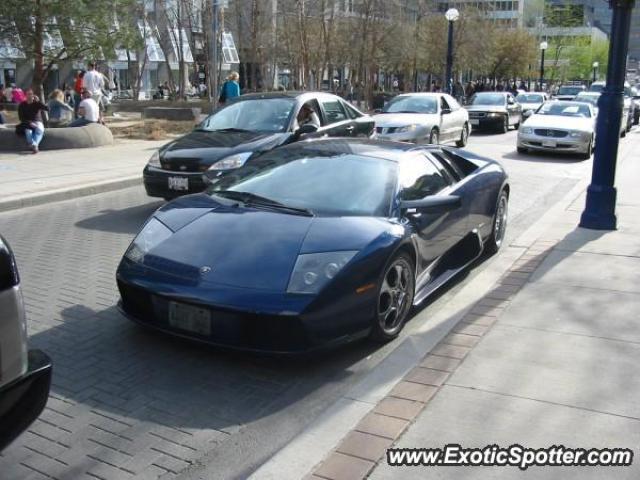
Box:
16 88 49 153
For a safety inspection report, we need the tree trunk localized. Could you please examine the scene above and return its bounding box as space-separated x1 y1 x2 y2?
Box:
33 0 45 97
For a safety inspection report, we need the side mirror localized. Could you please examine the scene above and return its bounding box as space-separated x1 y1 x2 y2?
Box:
294 123 319 138
400 195 461 216
441 108 451 115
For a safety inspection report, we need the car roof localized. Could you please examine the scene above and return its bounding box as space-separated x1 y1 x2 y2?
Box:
232 91 343 101
395 92 445 97
266 137 444 163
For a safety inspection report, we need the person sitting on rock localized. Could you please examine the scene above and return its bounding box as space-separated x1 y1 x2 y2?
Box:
69 89 100 127
15 88 49 153
47 89 74 127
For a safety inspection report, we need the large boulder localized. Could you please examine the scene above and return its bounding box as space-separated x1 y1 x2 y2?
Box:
142 106 201 122
0 123 114 152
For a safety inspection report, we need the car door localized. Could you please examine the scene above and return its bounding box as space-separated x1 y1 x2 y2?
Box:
506 94 521 125
439 96 456 142
443 94 465 140
342 100 375 137
318 97 357 137
398 153 462 272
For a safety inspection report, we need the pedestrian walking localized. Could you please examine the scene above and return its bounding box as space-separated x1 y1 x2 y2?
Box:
68 89 100 127
73 71 84 118
15 88 48 153
82 62 104 114
218 72 241 105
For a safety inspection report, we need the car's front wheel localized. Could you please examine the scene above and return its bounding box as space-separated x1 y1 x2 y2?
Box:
370 253 415 342
500 116 509 133
456 123 469 147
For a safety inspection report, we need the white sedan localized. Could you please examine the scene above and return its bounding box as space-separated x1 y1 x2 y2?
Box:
517 101 596 160
373 93 470 147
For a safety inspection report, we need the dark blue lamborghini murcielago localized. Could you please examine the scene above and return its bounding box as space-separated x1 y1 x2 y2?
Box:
116 139 509 353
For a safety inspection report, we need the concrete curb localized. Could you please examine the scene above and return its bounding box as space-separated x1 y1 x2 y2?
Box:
247 170 594 480
0 175 142 213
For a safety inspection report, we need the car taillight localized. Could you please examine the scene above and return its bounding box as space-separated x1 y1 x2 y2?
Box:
0 235 20 290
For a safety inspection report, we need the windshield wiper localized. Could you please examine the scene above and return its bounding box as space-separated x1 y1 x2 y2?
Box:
213 191 314 216
211 127 252 133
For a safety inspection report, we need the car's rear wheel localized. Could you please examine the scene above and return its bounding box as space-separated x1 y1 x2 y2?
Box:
456 123 469 147
485 190 509 255
370 253 415 342
429 128 439 145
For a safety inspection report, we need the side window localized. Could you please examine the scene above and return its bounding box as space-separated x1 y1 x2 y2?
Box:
440 150 479 177
440 96 451 112
343 102 362 119
431 151 463 182
398 154 450 201
321 100 348 124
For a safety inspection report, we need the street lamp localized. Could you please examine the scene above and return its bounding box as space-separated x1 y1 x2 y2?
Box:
592 61 599 83
444 8 459 95
539 41 548 91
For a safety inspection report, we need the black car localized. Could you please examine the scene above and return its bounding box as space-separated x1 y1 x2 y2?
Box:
118 139 509 353
465 92 522 133
143 92 375 199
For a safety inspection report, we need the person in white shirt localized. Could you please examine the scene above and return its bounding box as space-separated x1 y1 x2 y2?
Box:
82 62 104 111
69 89 101 127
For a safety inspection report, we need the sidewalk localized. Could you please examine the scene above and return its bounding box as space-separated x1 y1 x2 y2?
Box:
306 139 640 479
0 139 166 211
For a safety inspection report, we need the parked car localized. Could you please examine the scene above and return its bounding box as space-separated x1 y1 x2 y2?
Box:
117 138 509 353
517 101 596 159
591 81 636 131
516 92 548 117
554 84 586 101
0 235 52 451
574 91 629 137
372 93 470 147
143 92 375 199
465 92 522 133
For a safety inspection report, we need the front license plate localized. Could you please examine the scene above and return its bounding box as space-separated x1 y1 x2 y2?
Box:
470 119 480 126
168 176 189 191
542 140 557 147
168 302 212 335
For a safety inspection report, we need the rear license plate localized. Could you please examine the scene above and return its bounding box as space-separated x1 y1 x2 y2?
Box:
168 302 211 335
470 119 480 126
542 140 557 147
168 176 189 191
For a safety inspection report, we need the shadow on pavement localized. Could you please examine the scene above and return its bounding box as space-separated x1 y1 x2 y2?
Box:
501 149 587 163
75 200 164 234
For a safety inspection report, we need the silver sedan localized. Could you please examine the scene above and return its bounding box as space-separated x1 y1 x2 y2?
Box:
372 93 470 147
517 101 596 160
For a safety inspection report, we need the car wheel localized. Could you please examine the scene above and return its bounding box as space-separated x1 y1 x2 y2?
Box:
485 190 509 255
429 128 439 145
517 146 527 154
370 253 415 342
500 116 509 133
455 123 469 147
579 139 593 160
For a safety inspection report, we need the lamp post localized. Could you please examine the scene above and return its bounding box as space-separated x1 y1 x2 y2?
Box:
580 0 635 231
592 61 599 83
444 8 459 95
539 41 548 91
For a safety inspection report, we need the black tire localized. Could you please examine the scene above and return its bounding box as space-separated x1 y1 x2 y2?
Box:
429 128 439 145
370 252 415 342
517 146 527 154
485 190 509 255
634 112 639 126
579 139 593 160
455 123 469 147
500 115 509 133
514 121 520 130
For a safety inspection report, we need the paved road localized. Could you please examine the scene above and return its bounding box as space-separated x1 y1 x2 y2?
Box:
0 128 604 480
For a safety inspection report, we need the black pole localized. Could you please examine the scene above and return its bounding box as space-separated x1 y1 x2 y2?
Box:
445 20 454 95
580 0 635 230
592 66 597 83
539 48 545 91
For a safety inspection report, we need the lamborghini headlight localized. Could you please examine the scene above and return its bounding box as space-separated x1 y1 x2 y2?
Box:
287 251 358 294
125 218 172 262
208 152 252 171
148 150 161 168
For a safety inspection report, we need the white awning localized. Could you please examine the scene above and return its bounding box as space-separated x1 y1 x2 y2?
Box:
169 28 194 63
0 24 25 59
138 20 165 62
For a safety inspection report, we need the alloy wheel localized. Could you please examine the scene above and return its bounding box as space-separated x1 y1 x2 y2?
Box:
493 193 508 248
378 259 412 335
